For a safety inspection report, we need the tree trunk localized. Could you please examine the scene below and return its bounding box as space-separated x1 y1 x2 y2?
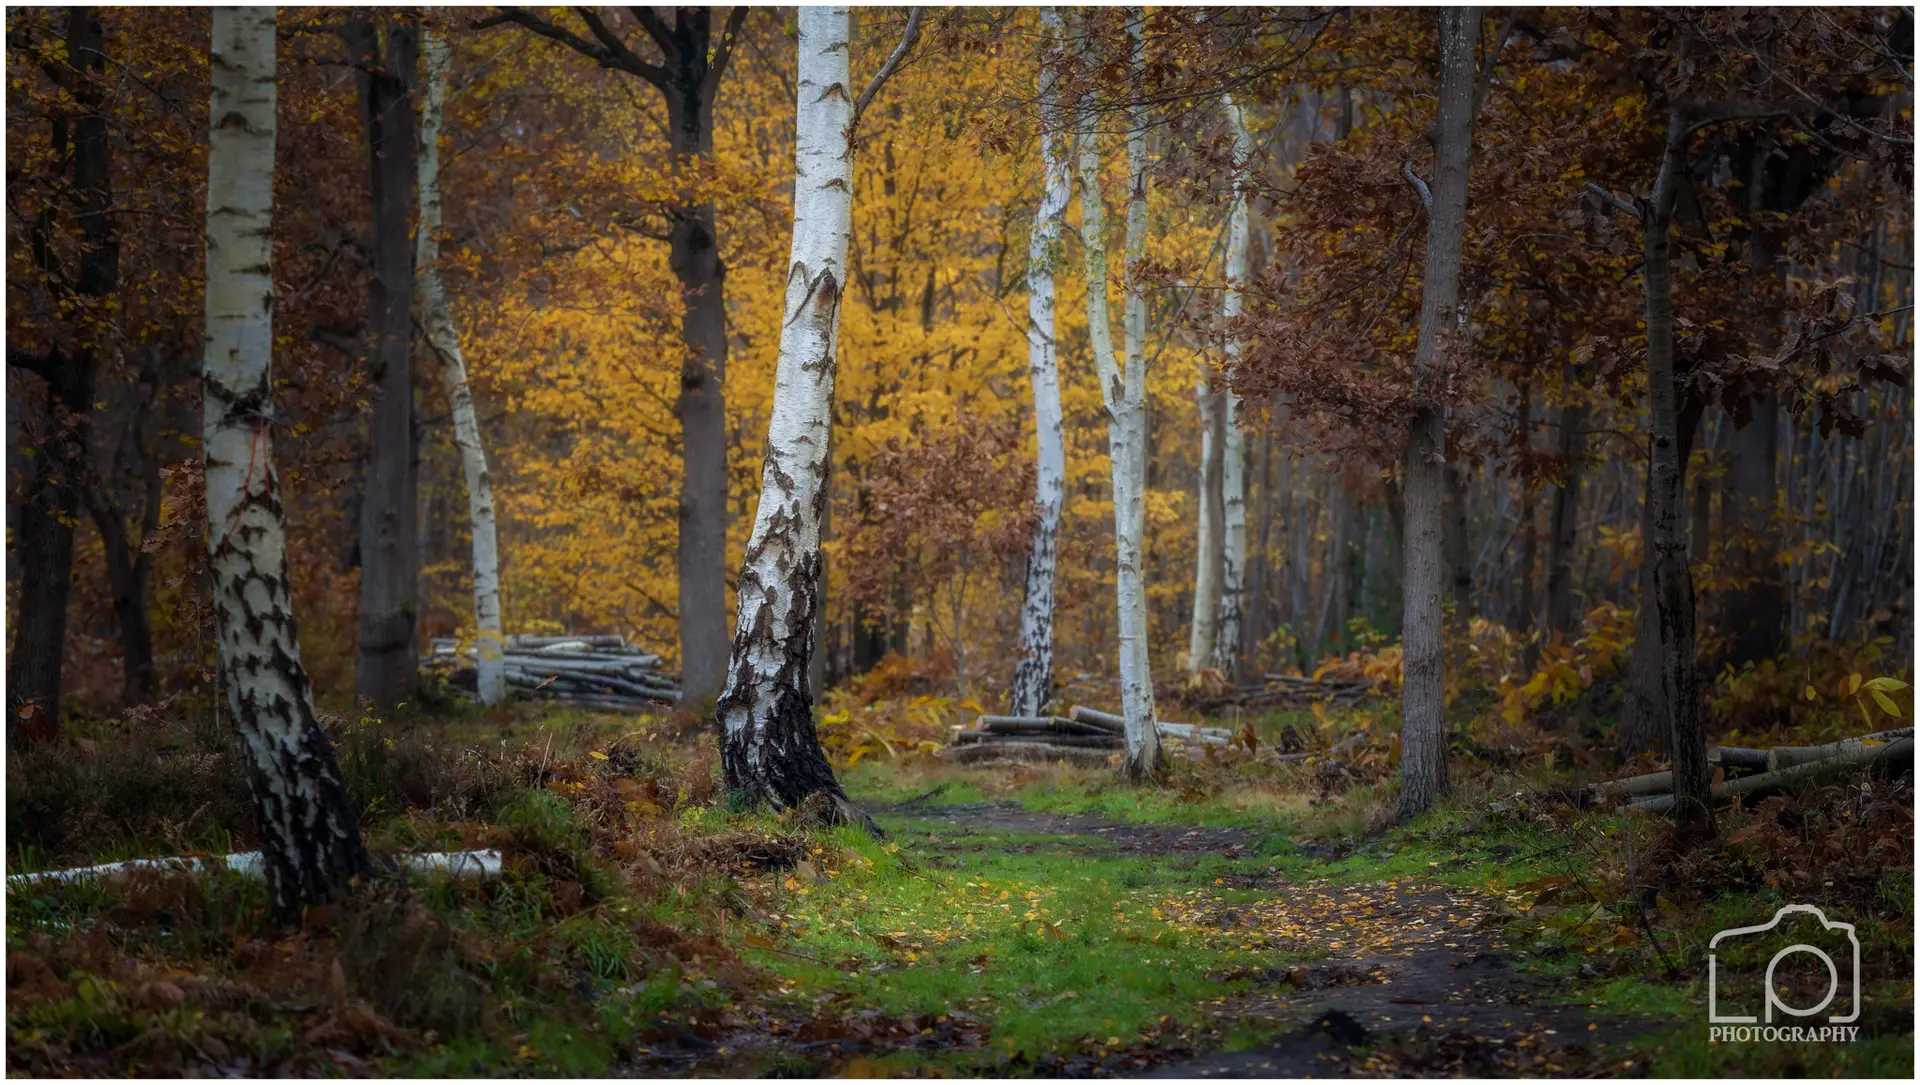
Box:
204 7 369 917
1635 107 1713 840
416 30 506 706
1398 7 1479 820
1009 7 1072 717
8 7 115 740
718 5 898 819
1544 395 1585 642
1618 395 1704 753
345 12 421 707
1187 371 1225 673
1511 382 1537 641
1724 392 1783 664
1211 94 1253 679
1079 9 1163 782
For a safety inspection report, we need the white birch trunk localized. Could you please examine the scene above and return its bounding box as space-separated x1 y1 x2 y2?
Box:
1080 10 1163 783
1009 7 1073 718
717 6 859 816
1211 94 1253 678
1188 374 1223 673
203 7 367 917
416 30 506 706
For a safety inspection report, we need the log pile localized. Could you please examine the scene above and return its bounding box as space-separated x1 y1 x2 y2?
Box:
424 635 680 710
1597 728 1913 815
942 704 1236 766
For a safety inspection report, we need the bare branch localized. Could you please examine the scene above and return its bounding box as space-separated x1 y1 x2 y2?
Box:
474 6 668 87
701 7 753 101
850 8 924 136
1583 181 1640 220
1400 158 1433 212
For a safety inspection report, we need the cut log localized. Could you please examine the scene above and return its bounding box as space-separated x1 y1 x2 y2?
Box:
1630 738 1913 815
9 849 503 888
1067 705 1232 744
976 716 1114 738
939 741 1116 768
1766 728 1914 771
954 731 1123 749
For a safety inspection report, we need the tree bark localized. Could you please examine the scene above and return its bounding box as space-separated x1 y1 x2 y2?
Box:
416 30 506 706
1187 368 1225 673
1212 99 1252 679
1544 394 1585 642
1398 7 1479 820
1009 7 1072 717
204 7 369 917
1632 106 1714 839
8 7 116 740
1511 382 1537 640
344 12 421 708
1079 9 1164 783
718 5 913 819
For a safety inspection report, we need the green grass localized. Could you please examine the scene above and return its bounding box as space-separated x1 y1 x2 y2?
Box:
741 821 1301 1071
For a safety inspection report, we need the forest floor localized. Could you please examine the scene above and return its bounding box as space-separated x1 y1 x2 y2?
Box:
5 697 1914 1077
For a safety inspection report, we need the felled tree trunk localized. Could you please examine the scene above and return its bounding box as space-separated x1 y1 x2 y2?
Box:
344 11 421 708
1212 94 1254 678
1079 9 1165 784
1010 7 1073 718
203 7 369 917
719 6 893 819
1399 7 1480 820
416 30 506 706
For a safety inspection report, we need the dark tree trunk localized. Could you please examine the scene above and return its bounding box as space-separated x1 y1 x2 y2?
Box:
8 8 116 740
1618 395 1703 755
1511 383 1536 639
1612 107 1713 840
345 12 421 707
1398 6 1480 820
1723 392 1783 663
1544 398 1586 643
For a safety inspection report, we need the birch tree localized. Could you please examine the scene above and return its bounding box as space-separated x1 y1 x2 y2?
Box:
1009 7 1073 718
1187 374 1224 675
1211 93 1254 678
1398 8 1480 818
416 29 505 706
1080 9 1164 783
718 6 919 817
203 6 368 915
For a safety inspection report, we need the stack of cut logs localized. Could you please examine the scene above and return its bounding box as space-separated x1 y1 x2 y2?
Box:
424 635 680 710
944 705 1236 767
1596 727 1913 814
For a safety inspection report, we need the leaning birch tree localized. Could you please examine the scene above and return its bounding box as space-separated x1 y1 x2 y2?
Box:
1398 8 1480 818
717 6 920 817
1009 7 1074 718
416 29 505 705
1210 94 1254 678
203 6 368 915
1080 8 1164 782
1186 371 1224 675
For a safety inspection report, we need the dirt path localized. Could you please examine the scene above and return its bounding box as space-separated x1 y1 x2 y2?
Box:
878 802 1656 1078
